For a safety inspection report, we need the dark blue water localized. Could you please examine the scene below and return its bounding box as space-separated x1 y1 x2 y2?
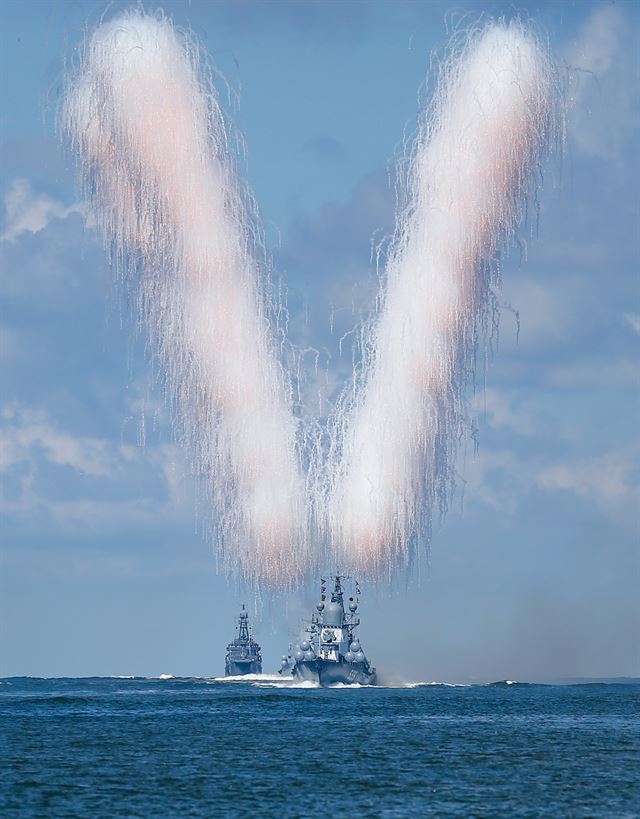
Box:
1 676 638 817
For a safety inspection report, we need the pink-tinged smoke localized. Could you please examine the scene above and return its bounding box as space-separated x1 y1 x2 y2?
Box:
63 12 560 587
62 11 306 586
325 22 560 574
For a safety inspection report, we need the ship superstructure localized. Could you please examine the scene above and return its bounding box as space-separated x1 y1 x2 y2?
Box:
279 576 376 686
225 605 262 676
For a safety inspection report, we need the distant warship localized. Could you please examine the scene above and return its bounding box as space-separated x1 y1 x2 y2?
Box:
279 575 376 686
225 605 262 676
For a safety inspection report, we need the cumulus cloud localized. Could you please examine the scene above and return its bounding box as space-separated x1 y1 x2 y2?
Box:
1 178 86 242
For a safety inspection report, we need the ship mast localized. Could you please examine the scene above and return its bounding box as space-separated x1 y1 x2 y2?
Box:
331 575 345 607
237 604 250 643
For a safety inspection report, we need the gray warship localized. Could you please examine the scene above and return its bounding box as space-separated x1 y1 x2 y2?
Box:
279 576 376 686
225 605 262 676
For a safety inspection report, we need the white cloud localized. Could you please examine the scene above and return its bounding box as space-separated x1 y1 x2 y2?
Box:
498 273 585 354
1 404 117 476
0 325 20 361
457 417 639 524
537 451 639 506
566 5 621 76
471 388 539 437
1 178 86 242
545 357 639 390
458 448 524 515
623 312 640 335
564 5 640 163
0 404 191 534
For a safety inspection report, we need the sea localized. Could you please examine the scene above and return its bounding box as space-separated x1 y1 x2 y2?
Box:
1 676 638 817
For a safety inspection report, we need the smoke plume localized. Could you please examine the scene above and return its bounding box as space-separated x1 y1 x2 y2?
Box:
324 22 559 574
63 12 559 584
62 11 306 586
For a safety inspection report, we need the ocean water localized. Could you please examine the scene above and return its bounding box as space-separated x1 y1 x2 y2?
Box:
1 677 638 817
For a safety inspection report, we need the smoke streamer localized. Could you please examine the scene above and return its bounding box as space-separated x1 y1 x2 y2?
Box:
324 22 559 574
63 13 559 586
62 11 306 586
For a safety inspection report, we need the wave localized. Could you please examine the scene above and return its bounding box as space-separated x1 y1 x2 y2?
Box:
211 673 284 683
253 679 320 689
373 680 471 689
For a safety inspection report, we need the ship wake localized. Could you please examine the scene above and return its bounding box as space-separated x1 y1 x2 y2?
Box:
213 673 283 684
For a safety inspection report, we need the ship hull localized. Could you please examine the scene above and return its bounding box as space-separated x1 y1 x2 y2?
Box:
225 660 262 677
293 659 376 686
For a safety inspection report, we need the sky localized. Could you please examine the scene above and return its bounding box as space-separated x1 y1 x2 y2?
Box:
1 0 638 682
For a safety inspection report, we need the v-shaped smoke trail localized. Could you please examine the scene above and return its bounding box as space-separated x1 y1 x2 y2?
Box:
63 12 559 586
324 22 560 574
62 11 306 586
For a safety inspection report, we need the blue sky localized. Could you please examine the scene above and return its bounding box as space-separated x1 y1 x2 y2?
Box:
1 0 638 681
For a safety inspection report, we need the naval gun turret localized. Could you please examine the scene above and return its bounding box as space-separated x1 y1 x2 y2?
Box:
225 605 262 676
279 576 376 686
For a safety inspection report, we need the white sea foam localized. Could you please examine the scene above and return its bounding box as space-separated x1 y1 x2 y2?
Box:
253 679 320 689
213 673 284 683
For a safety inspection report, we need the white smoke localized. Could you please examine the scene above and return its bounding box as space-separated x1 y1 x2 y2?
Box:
61 11 306 587
62 12 560 586
323 22 560 575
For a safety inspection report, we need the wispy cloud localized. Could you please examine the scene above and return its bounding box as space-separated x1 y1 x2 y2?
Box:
0 403 190 535
565 5 640 163
1 178 86 242
471 388 540 437
537 451 639 507
1 404 118 476
623 312 640 335
544 357 639 390
458 448 525 515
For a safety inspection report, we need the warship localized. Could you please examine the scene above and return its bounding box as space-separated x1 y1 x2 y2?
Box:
225 605 262 676
279 575 377 686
